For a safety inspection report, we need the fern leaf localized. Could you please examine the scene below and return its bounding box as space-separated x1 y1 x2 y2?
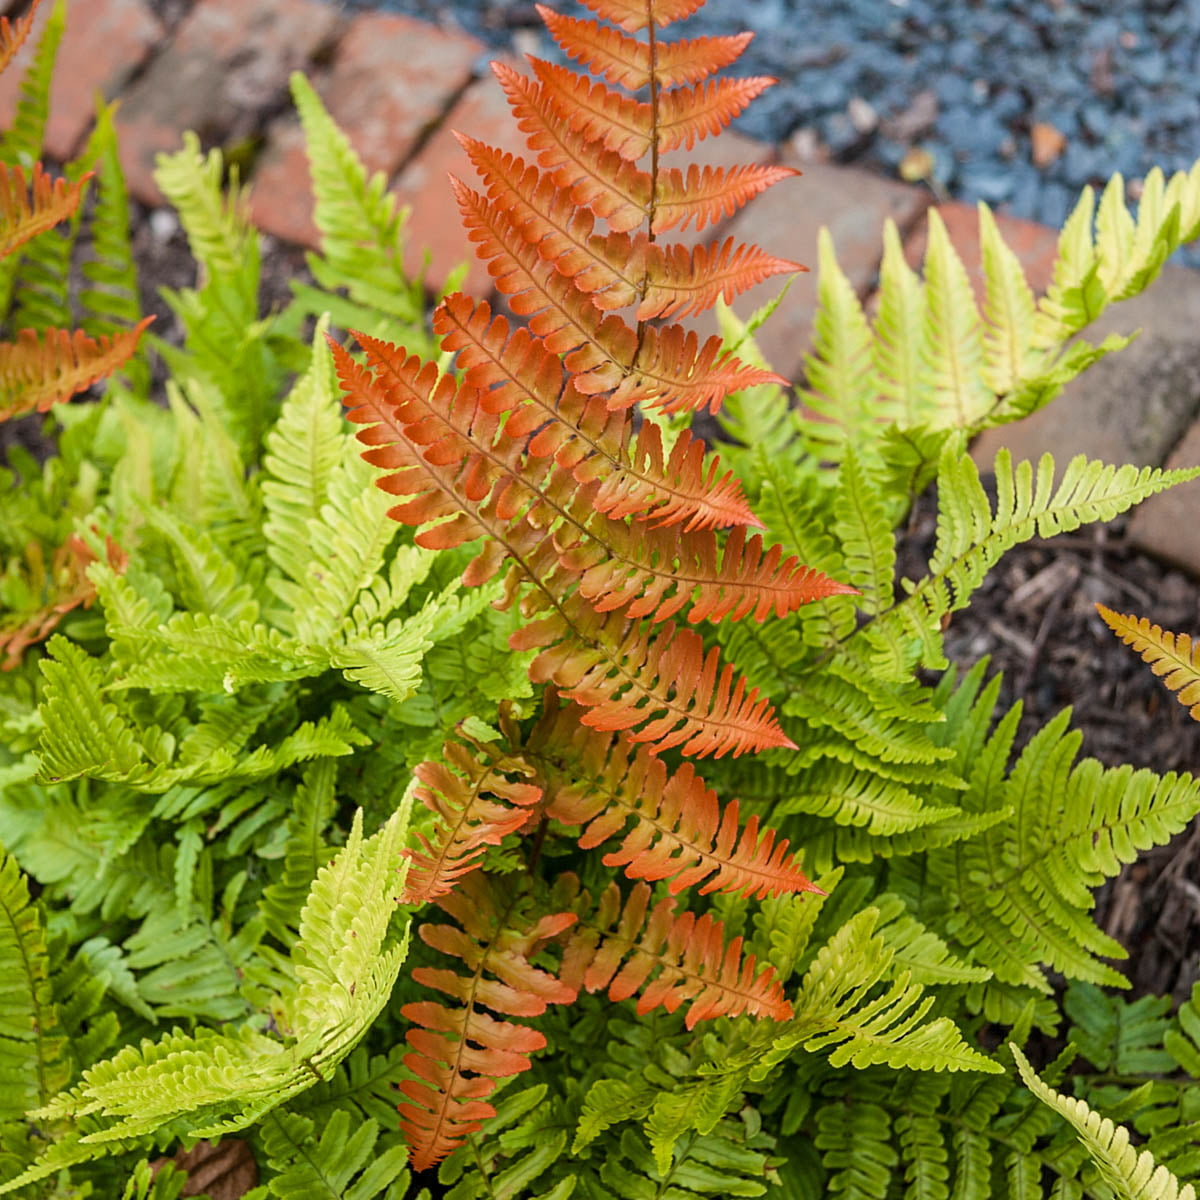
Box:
0 318 152 421
560 877 791 1027
580 0 708 33
833 449 896 615
529 699 817 900
979 203 1037 395
0 1 41 81
0 845 66 1119
1096 605 1200 720
920 208 991 428
873 219 929 426
541 6 751 89
530 58 772 160
402 739 542 904
399 872 577 1170
0 162 87 261
290 72 424 322
28 808 410 1153
653 161 798 233
0 0 60 171
434 291 760 528
1013 1045 1196 1200
261 1109 411 1200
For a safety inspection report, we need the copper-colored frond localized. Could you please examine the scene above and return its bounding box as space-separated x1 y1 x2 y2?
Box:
561 878 792 1026
0 534 124 671
402 741 543 905
493 62 652 233
653 163 799 233
0 164 90 261
658 76 777 153
527 600 795 758
608 323 787 415
531 703 818 900
539 6 752 91
579 0 707 34
637 236 805 320
434 293 757 530
530 58 656 160
0 318 153 422
1096 604 1200 721
576 521 856 625
399 873 577 1170
0 0 42 80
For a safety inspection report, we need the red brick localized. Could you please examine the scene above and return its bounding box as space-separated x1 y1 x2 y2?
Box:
903 200 1060 300
1128 418 1200 576
693 156 929 380
250 11 482 251
0 0 164 162
972 265 1200 472
390 58 528 294
115 0 339 206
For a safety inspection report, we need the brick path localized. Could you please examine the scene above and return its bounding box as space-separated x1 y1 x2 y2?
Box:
6 0 1199 572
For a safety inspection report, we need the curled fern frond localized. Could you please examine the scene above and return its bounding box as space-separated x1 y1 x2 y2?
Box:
1096 604 1200 721
0 0 42 81
0 317 153 421
0 162 89 261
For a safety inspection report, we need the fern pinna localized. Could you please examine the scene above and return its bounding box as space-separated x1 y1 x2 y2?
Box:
331 0 841 1169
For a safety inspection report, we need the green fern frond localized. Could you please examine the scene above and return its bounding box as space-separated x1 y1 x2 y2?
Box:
0 0 63 170
290 72 425 327
874 219 929 427
0 845 67 1119
261 1109 411 1200
20 807 409 1176
861 447 1200 677
979 204 1037 396
833 450 896 615
1013 1045 1196 1200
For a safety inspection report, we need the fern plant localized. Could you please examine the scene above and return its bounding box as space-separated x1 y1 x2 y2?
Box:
3 0 1200 1196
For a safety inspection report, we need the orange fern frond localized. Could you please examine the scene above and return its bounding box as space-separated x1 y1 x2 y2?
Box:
0 534 126 671
0 163 90 261
636 236 803 320
1096 604 1200 721
530 700 817 899
0 0 41 80
521 600 794 757
531 59 775 160
538 6 753 91
559 876 792 1026
653 163 799 233
452 180 779 412
492 61 651 234
0 318 153 422
435 293 758 529
402 741 543 905
399 872 577 1170
580 0 708 34
573 521 855 624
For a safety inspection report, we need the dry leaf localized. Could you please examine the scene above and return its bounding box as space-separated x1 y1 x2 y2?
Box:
899 146 935 183
1031 121 1067 168
153 1140 259 1199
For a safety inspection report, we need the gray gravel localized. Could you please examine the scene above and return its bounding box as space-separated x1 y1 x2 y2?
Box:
341 0 1200 264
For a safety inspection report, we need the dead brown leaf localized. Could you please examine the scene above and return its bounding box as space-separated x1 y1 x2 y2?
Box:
153 1140 259 1199
1031 121 1067 168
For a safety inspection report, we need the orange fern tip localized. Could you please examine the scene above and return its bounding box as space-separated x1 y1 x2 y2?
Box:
0 317 154 422
1096 602 1200 721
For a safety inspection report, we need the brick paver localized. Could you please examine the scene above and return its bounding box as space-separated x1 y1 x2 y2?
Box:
903 201 1061 298
115 0 340 206
0 0 164 162
249 11 483 249
701 154 930 380
1128 418 1200 575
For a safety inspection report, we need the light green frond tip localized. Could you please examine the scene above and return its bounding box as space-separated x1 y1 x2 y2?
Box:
1 805 412 1191
1012 1044 1196 1200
